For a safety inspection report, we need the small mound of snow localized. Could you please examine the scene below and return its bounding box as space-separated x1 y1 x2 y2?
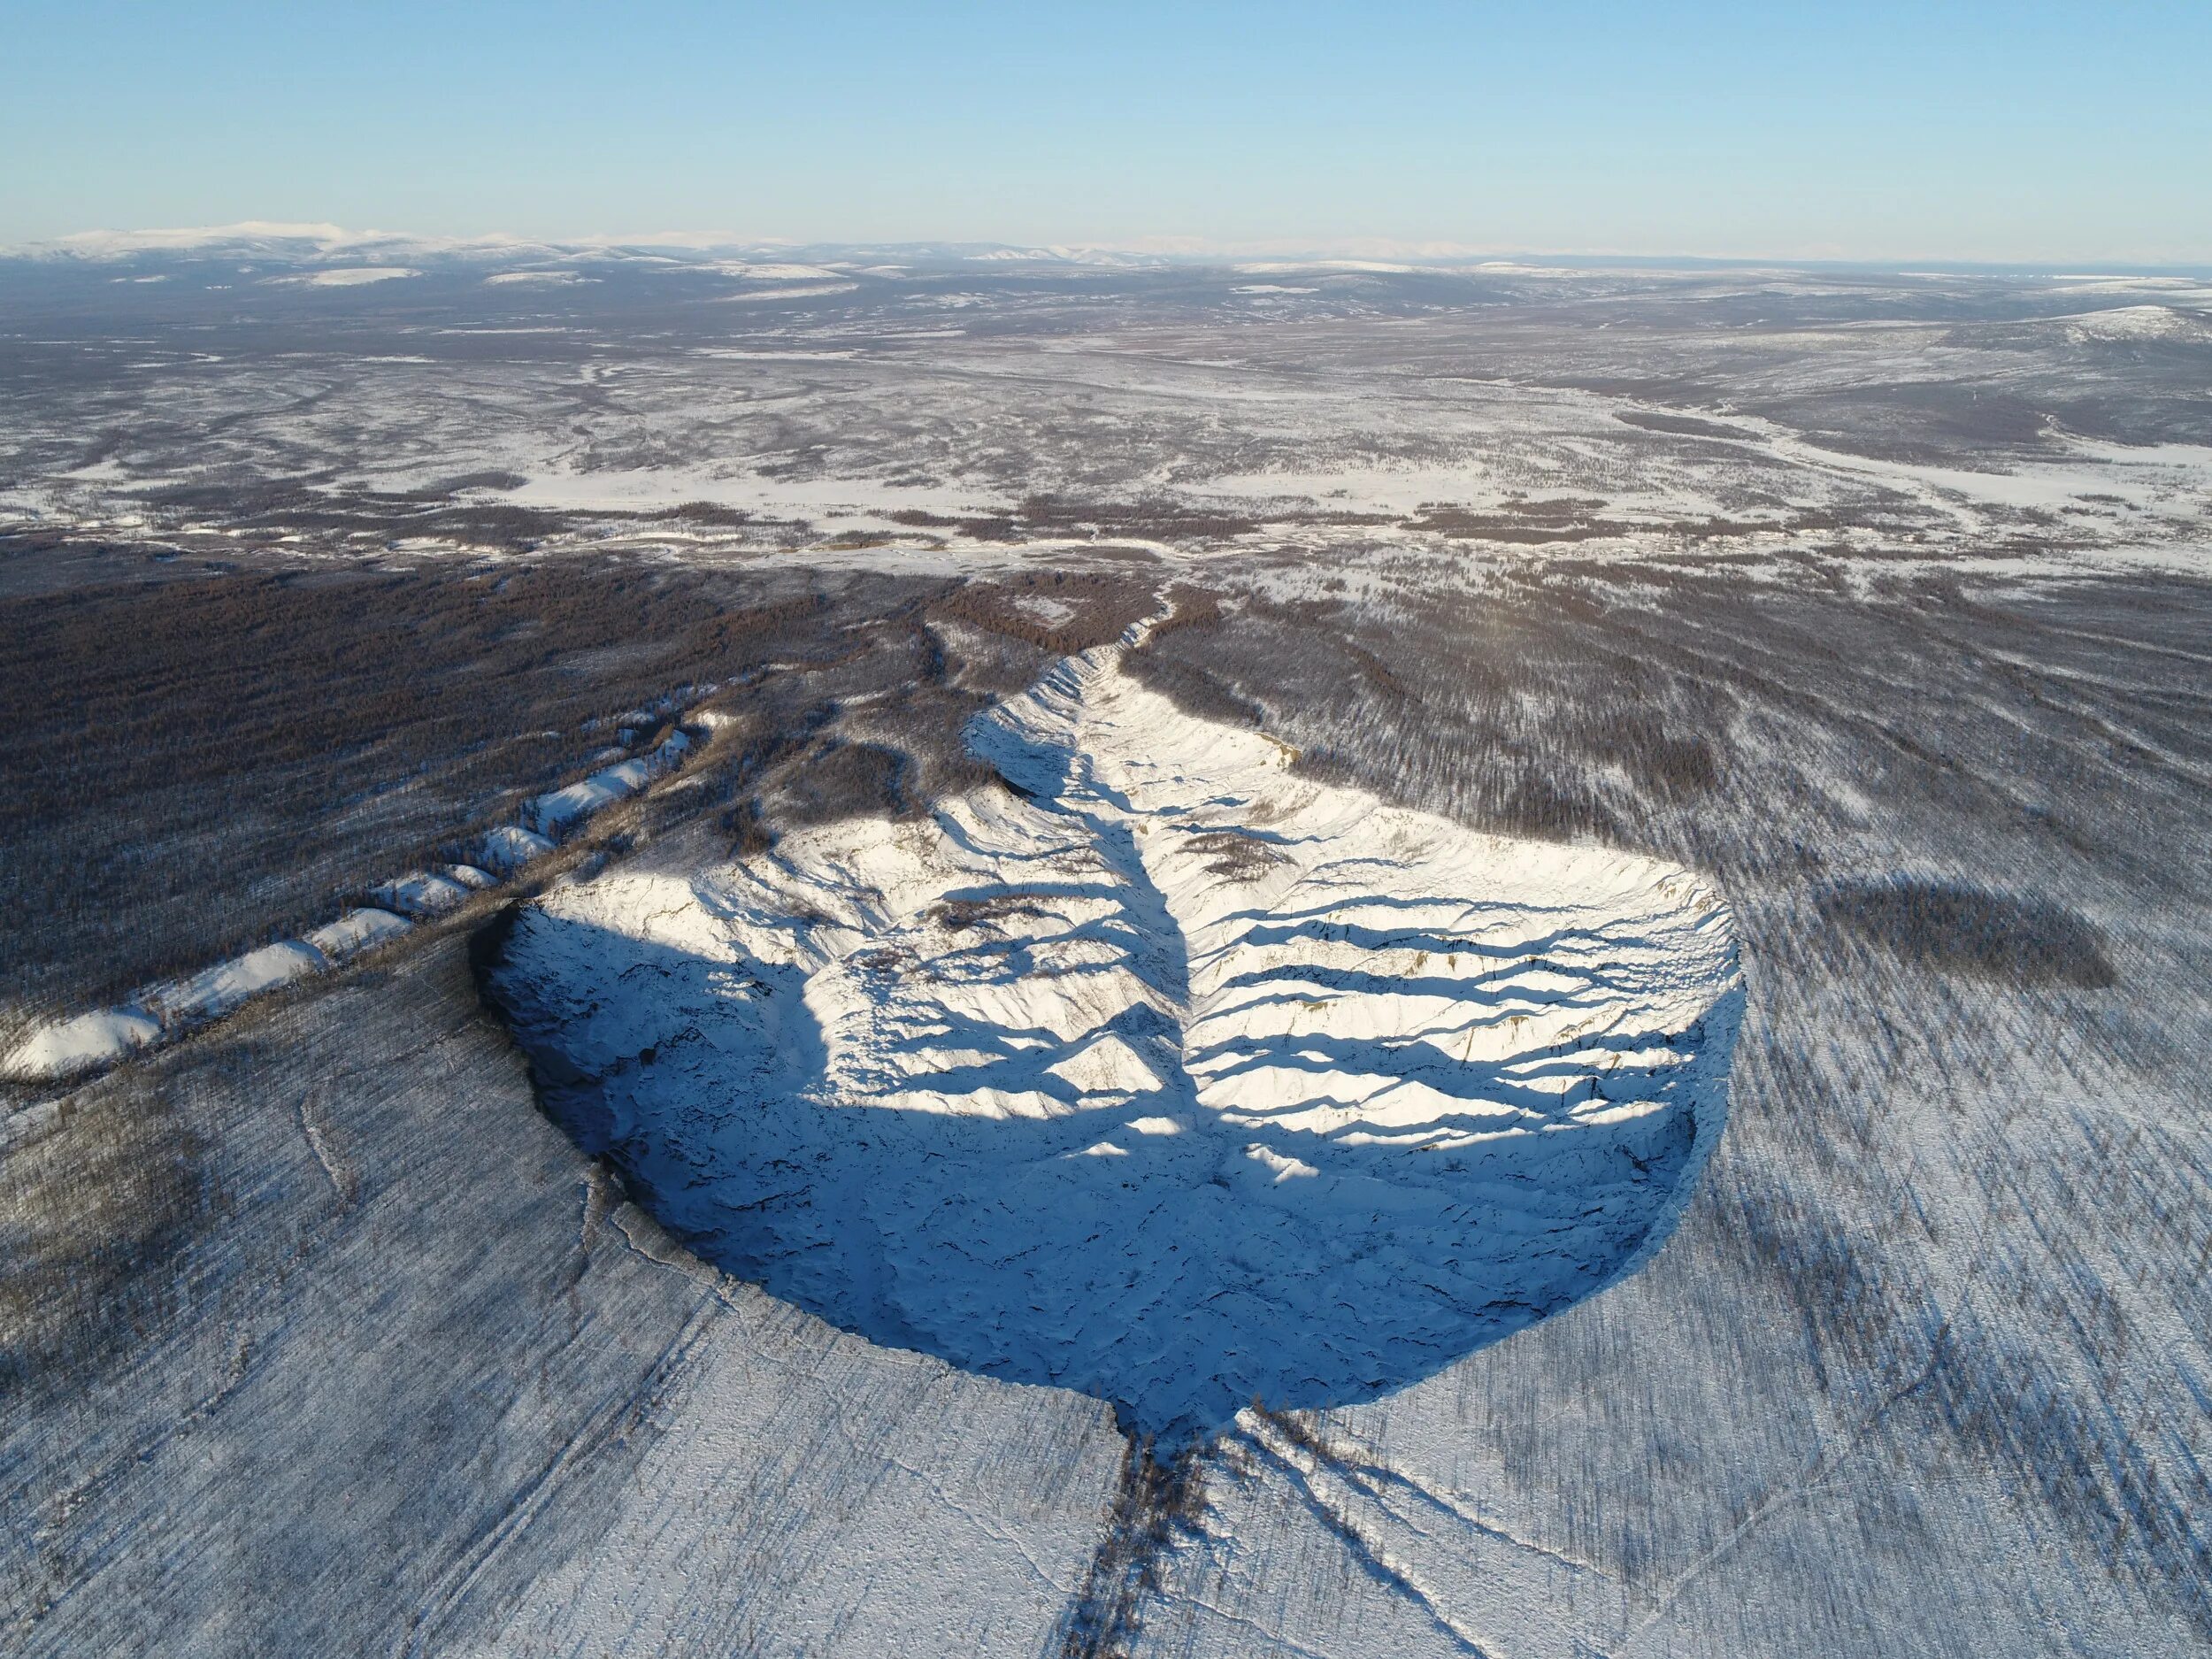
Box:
302 908 412 961
1 1008 162 1082
375 871 474 918
526 758 656 836
144 941 325 1027
476 826 556 874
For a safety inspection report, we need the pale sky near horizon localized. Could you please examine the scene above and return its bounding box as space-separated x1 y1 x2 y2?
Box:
5 1 2208 263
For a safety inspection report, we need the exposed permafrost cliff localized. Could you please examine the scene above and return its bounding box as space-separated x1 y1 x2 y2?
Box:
487 639 1742 1439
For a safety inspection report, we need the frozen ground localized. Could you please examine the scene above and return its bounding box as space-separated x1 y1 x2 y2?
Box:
3 241 2209 1658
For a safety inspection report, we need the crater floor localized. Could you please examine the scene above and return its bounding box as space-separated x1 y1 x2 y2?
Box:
488 641 1742 1439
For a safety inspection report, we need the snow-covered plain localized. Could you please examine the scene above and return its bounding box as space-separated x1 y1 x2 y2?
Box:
489 634 1740 1439
4 249 2208 581
270 265 420 287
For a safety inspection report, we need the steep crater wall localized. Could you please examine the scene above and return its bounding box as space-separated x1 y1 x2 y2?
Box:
481 643 1743 1440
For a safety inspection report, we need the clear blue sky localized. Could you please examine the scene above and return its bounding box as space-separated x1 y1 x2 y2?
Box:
5 1 2208 261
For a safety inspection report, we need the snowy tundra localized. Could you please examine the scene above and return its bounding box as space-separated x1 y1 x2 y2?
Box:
4 244 2208 1659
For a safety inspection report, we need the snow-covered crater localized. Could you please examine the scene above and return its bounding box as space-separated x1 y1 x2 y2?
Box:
485 644 1742 1440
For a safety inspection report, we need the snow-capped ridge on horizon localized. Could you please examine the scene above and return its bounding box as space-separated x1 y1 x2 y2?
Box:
15 221 2212 280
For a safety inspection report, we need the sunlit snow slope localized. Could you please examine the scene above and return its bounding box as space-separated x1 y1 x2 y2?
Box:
488 639 1742 1439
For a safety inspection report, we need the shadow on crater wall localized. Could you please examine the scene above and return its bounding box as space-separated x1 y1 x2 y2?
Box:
475 887 1740 1443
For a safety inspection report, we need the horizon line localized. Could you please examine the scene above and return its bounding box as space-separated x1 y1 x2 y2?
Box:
6 221 2211 278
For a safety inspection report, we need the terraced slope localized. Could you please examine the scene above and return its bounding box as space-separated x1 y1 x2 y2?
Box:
488 639 1741 1439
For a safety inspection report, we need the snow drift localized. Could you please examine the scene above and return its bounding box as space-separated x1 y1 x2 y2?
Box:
485 641 1742 1439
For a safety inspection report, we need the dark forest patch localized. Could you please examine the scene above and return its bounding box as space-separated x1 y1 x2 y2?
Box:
1818 878 2116 988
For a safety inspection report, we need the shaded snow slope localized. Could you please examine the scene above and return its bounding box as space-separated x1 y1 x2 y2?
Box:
0 1007 162 1079
489 645 1740 1439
